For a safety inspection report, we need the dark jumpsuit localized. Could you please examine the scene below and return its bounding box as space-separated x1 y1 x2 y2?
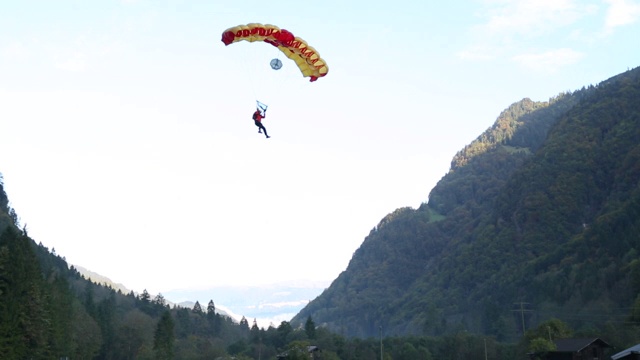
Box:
253 110 269 138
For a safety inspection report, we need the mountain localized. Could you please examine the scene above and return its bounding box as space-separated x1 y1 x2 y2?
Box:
69 262 324 328
73 264 131 294
291 66 640 339
163 280 329 328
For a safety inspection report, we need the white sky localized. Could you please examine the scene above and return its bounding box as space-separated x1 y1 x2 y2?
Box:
1 0 638 295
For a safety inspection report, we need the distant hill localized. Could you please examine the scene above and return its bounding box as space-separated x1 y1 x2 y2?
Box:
70 264 321 328
73 264 130 294
292 66 640 339
163 281 329 328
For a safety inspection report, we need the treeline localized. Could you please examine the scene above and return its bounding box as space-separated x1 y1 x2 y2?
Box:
0 179 619 360
0 184 530 359
7 215 640 360
0 218 582 360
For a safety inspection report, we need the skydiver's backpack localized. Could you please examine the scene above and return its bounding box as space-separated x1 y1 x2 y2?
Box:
252 112 258 120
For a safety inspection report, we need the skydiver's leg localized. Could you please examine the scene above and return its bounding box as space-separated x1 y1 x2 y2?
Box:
255 121 269 137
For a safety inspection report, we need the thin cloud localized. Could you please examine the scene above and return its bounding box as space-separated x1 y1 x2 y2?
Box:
458 0 598 63
54 52 88 72
511 48 585 72
49 35 123 73
2 41 29 60
479 0 595 37
457 46 497 61
603 0 640 33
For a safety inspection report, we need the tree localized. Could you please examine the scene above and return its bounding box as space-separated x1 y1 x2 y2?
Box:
175 308 191 337
527 318 572 341
398 342 419 360
227 339 248 356
239 316 250 337
83 282 96 317
520 319 572 360
250 319 261 344
0 228 53 359
276 321 294 349
528 338 556 360
113 309 155 359
71 299 102 359
206 300 215 315
282 340 312 360
140 289 151 303
206 300 220 336
192 301 203 314
305 316 316 340
138 289 154 316
96 292 117 359
154 310 175 360
153 293 167 308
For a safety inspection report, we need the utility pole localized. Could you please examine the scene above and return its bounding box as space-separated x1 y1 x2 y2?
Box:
379 325 383 360
484 338 488 360
512 302 532 336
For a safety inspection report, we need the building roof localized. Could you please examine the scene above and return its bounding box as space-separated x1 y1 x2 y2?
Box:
276 345 320 359
553 338 612 352
612 343 640 360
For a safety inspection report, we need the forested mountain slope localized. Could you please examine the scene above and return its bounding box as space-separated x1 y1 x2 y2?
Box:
0 179 271 359
292 66 640 339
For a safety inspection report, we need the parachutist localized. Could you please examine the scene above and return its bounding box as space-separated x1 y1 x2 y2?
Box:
252 107 270 138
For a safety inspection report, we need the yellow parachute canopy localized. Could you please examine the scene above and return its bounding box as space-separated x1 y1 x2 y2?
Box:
221 23 328 82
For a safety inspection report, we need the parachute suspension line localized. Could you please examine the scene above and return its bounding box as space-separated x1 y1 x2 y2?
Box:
236 42 261 104
238 43 275 108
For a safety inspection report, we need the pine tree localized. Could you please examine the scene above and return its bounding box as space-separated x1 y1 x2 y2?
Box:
206 300 219 336
83 282 96 317
154 310 175 360
140 289 151 303
305 315 316 340
96 292 117 359
239 316 250 337
0 228 54 359
206 300 215 315
192 300 203 314
153 293 167 308
250 319 261 345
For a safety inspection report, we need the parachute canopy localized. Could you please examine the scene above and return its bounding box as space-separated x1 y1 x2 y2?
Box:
221 23 328 82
